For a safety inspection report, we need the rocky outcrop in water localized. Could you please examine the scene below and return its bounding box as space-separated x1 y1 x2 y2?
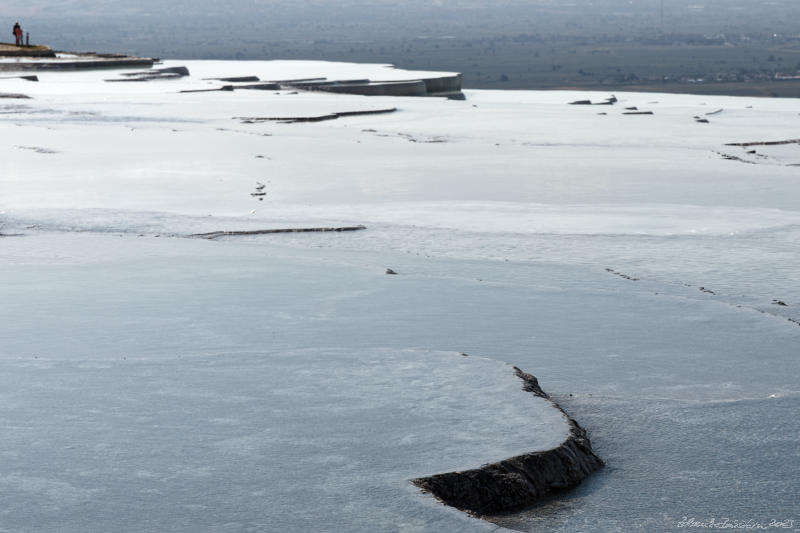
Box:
412 367 603 516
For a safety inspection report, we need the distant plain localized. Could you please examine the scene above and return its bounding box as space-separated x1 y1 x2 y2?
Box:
10 0 800 97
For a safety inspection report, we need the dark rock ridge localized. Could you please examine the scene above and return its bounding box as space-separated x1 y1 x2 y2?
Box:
569 95 617 105
203 76 261 83
0 75 38 81
0 52 154 71
235 108 397 124
726 138 800 147
107 66 189 82
189 225 367 240
412 367 603 516
0 45 55 58
282 73 464 99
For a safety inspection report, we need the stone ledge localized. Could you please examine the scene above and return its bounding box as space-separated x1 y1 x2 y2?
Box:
412 367 604 516
0 43 55 57
0 49 154 71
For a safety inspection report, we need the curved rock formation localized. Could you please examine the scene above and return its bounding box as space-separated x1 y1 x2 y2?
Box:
412 367 603 516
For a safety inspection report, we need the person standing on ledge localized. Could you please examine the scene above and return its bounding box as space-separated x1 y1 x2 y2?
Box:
13 22 23 46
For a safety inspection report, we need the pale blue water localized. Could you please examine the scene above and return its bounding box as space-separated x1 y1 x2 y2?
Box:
1 218 797 532
493 396 799 532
